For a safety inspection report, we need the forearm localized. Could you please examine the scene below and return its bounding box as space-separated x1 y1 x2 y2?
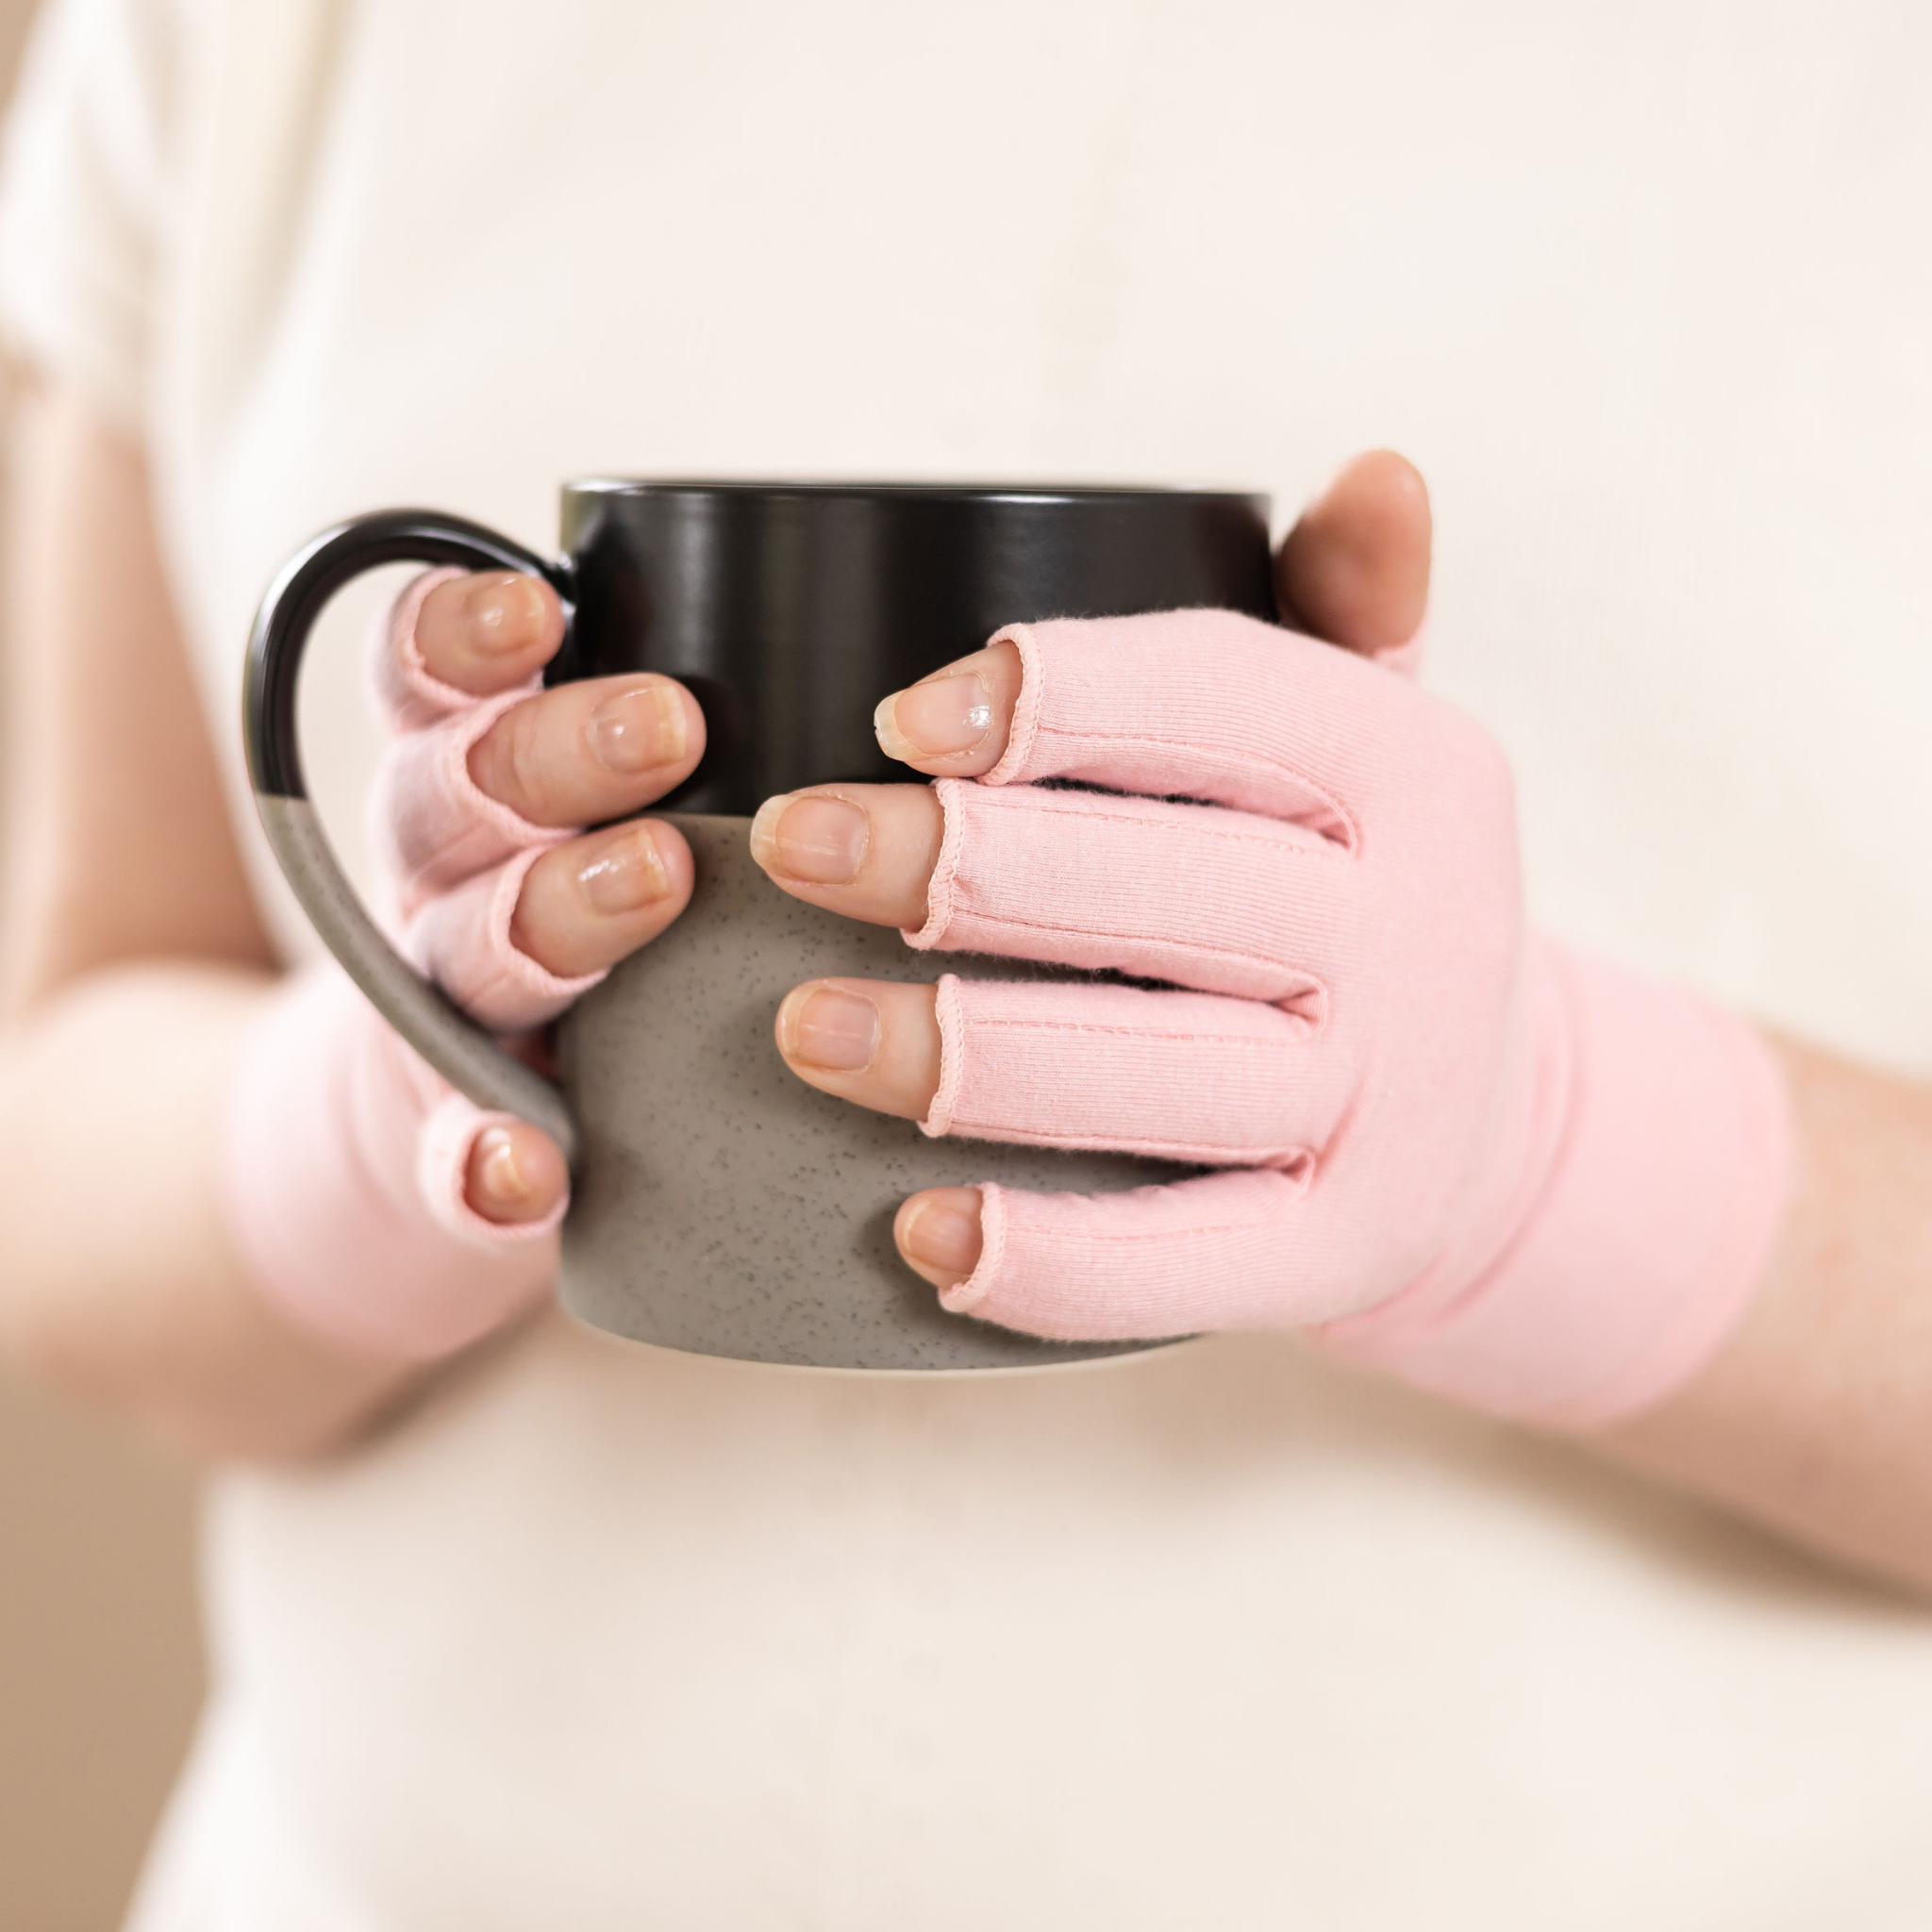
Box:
0 961 425 1459
1600 1035 1932 1595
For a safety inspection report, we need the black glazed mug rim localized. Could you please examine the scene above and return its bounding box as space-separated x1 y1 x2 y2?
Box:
566 476 1265 505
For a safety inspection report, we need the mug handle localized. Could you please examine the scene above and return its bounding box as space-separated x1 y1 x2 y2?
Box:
243 508 579 1163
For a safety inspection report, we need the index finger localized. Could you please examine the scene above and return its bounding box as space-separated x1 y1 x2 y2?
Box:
872 448 1435 782
873 608 1467 841
413 570 566 697
873 638 1026 778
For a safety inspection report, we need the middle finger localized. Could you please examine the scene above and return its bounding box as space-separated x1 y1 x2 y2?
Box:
467 673 707 828
751 777 1346 1009
749 783 941 928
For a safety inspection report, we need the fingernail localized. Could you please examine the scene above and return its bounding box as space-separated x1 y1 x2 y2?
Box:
902 1193 984 1278
474 1126 538 1208
578 824 672 915
588 682 687 774
780 984 880 1072
749 791 869 884
466 574 548 656
874 673 992 761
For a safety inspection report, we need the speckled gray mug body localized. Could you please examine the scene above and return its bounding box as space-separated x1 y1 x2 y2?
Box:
555 817 1188 1370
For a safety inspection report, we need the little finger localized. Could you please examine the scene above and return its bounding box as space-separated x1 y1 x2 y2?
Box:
464 1119 571 1226
905 1166 1310 1341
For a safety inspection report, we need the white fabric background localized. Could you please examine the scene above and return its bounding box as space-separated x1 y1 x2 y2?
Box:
3 1 1931 1925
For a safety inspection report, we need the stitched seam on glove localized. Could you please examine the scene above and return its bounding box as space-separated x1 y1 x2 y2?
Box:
942 1182 1007 1312
983 626 1047 784
932 1119 1312 1165
949 783 1349 860
952 1016 1314 1044
911 909 1326 1010
1026 727 1359 849
906 777 971 948
924 974 967 1137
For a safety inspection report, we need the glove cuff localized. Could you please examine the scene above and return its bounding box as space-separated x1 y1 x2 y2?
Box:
1313 941 1793 1428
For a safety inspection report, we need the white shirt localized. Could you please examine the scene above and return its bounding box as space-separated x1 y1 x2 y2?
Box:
5 2 1932 1925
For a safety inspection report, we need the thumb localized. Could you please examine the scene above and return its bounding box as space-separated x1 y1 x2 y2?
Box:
1275 449 1432 667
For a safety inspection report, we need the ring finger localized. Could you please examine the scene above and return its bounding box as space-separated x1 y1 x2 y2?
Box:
774 974 1330 1166
512 817 695 977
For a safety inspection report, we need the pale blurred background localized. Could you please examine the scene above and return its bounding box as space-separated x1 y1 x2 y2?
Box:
0 3 208 1927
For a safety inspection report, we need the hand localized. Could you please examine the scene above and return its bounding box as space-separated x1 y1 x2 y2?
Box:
751 453 1788 1424
754 450 1439 1299
224 567 708 1362
373 568 708 1223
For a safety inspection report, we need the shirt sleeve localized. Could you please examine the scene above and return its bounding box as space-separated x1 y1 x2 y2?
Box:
0 0 180 429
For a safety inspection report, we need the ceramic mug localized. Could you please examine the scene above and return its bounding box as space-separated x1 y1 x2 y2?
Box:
245 482 1277 1369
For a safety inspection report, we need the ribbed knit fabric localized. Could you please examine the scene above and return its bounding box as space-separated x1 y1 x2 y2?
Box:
902 610 1791 1425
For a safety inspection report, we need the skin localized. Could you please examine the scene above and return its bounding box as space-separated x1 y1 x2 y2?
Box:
2 389 1931 1596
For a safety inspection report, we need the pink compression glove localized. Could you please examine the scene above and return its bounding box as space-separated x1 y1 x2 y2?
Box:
904 610 1792 1428
222 570 599 1361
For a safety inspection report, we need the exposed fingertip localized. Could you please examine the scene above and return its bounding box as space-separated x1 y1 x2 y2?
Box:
575 818 676 914
586 678 691 775
873 691 916 763
511 817 696 979
1303 448 1429 525
600 814 696 904
774 980 881 1074
1342 446 1428 506
1275 449 1432 657
749 789 870 885
894 1187 985 1291
748 792 792 873
872 641 1022 774
875 671 991 762
466 1123 568 1224
419 571 563 691
634 817 696 916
